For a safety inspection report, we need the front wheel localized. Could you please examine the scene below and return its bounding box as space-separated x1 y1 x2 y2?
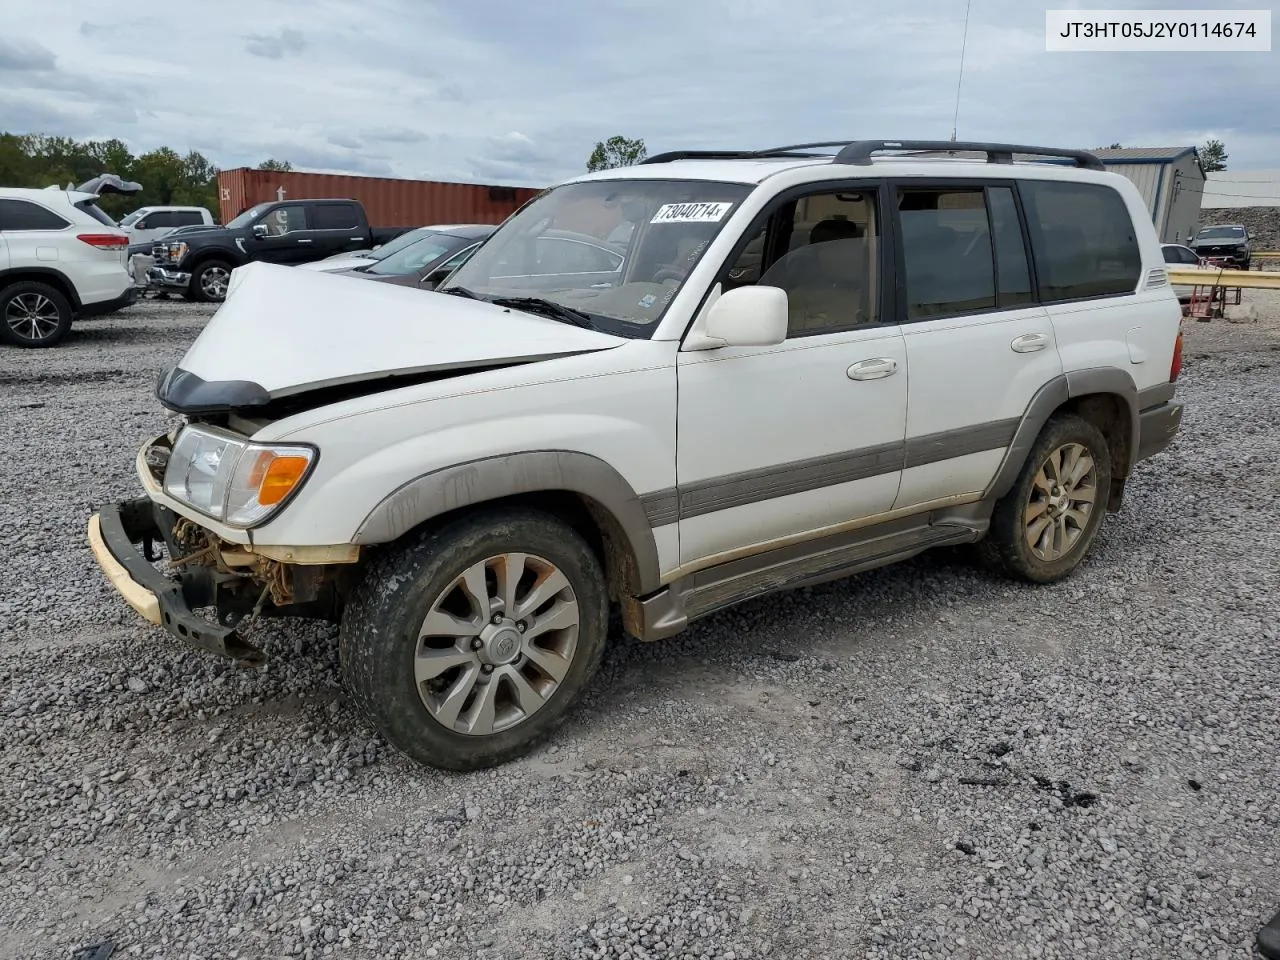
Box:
979 413 1112 584
191 260 233 303
339 508 609 771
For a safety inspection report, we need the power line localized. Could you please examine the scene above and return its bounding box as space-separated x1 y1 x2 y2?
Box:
951 0 973 143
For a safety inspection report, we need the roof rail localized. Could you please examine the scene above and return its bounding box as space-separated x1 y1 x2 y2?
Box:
640 143 847 165
831 140 1107 171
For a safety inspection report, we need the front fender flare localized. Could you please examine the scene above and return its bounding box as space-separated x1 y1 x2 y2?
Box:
352 449 663 594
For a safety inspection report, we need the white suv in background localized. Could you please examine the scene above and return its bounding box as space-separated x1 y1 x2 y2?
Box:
91 139 1185 771
0 187 136 348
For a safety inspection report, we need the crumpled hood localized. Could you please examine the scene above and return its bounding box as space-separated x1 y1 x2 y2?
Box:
158 261 625 413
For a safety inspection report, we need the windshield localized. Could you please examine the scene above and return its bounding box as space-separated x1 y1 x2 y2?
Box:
1197 226 1245 239
368 227 435 260
441 179 753 337
367 233 468 276
225 202 274 229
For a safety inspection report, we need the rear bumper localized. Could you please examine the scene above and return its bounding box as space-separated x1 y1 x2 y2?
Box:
78 285 140 319
88 498 265 664
1136 401 1184 462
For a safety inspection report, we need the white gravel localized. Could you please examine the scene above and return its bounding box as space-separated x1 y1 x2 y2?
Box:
1 294 1278 959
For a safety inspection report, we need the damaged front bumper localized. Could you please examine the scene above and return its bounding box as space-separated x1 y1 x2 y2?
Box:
88 498 268 664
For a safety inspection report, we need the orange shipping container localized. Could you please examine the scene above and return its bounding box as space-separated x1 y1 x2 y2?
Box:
216 168 543 228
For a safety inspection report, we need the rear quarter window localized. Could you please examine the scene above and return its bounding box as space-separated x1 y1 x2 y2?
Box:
1017 180 1141 302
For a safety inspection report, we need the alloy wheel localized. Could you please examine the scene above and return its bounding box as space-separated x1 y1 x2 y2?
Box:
415 552 580 736
4 292 62 341
1025 442 1098 562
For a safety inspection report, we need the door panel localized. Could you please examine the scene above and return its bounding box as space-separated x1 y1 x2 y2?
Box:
250 204 314 264
891 181 1062 509
676 325 908 566
895 306 1061 507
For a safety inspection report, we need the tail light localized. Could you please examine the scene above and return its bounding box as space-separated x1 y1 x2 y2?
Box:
77 233 130 250
1170 328 1184 382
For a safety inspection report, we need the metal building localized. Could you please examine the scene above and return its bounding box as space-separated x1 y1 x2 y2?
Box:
1089 147 1205 244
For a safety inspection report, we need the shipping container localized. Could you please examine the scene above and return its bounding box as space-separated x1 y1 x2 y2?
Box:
216 168 542 229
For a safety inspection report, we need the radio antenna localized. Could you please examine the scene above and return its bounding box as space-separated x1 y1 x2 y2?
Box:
951 0 973 142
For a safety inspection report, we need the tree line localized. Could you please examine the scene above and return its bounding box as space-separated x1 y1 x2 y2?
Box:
0 132 293 221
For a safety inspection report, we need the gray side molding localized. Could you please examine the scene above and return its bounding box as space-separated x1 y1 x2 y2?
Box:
352 450 663 594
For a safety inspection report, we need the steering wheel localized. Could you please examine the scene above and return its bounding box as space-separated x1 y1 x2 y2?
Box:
652 267 686 284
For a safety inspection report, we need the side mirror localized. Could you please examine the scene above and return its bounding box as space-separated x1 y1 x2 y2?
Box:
704 285 788 347
252 223 269 239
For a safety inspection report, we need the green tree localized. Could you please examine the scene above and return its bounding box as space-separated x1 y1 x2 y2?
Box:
586 136 646 172
0 130 221 220
1199 138 1227 172
258 158 293 171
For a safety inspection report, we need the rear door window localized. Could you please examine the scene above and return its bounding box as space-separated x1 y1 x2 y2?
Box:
896 187 997 320
0 199 72 231
311 204 361 230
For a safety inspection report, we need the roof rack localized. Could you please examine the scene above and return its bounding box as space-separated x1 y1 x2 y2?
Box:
640 142 851 165
831 140 1107 171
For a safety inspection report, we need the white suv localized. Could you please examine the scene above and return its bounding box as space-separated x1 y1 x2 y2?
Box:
0 187 136 347
89 140 1185 770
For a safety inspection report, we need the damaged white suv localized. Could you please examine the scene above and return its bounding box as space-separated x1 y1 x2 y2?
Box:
90 140 1185 770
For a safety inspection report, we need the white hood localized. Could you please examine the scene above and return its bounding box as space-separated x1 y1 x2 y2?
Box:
174 261 625 399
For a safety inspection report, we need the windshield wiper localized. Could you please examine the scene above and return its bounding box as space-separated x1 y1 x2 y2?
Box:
488 296 595 329
437 285 484 300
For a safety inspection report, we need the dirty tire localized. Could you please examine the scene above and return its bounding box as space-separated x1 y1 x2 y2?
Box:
339 508 609 772
0 281 73 348
978 413 1112 584
191 259 232 303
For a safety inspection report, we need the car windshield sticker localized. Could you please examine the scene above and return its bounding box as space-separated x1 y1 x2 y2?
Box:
650 202 733 224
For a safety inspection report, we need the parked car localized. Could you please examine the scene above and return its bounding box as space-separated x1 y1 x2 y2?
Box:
1187 223 1251 269
331 225 495 288
1160 243 1219 301
118 206 216 245
89 139 1185 771
146 199 412 302
1 187 136 347
300 224 482 274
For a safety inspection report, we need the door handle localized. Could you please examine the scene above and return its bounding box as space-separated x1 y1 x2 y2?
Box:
1011 333 1048 353
296 238 313 244
847 358 899 381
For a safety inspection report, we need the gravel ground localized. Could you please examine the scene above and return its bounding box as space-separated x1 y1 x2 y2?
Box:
1 293 1278 960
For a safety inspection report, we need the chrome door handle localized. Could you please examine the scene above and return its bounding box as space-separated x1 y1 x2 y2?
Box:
847 358 899 380
1011 333 1048 353
296 238 313 244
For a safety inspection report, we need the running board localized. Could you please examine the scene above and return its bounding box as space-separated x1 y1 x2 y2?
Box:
629 519 981 641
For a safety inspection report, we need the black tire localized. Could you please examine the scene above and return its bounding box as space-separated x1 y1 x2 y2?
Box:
978 413 1112 584
339 508 610 771
0 281 74 348
190 259 233 303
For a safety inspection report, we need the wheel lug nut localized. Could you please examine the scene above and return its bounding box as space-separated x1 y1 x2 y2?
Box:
471 638 483 650
481 664 494 675
492 614 503 625
516 621 526 633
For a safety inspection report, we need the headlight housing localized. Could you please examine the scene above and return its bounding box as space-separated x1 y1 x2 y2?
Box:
162 241 188 262
162 424 317 528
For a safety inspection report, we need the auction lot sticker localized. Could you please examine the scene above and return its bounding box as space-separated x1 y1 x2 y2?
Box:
650 202 734 224
1046 9 1271 51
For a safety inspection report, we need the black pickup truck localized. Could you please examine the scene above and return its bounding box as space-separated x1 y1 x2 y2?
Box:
146 198 410 302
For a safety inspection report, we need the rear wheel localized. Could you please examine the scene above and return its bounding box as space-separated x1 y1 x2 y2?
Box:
191 260 232 303
339 508 609 771
0 281 73 348
979 414 1112 583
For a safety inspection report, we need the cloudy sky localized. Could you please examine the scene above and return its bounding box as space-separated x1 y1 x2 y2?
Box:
0 0 1274 187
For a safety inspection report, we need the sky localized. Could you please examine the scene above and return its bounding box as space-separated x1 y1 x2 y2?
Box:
0 0 1275 188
